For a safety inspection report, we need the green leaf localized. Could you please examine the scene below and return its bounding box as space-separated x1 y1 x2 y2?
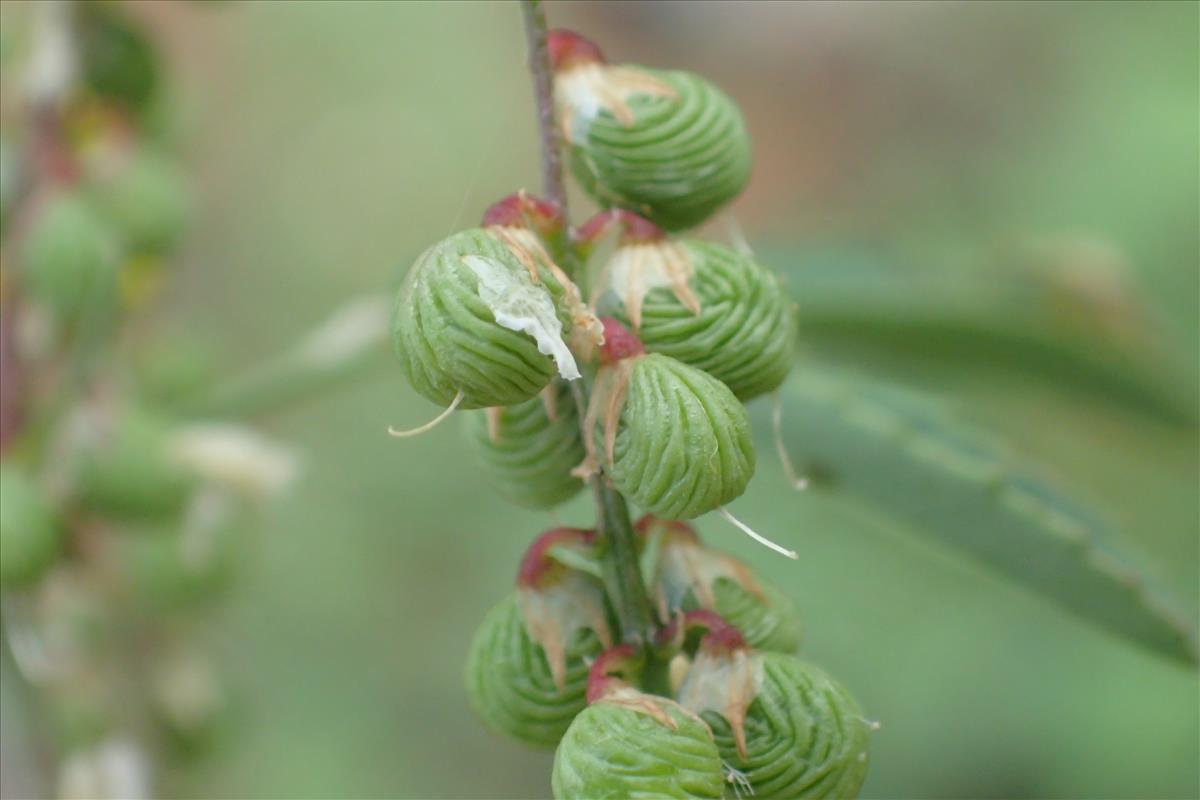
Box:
774 246 1199 425
772 367 1198 666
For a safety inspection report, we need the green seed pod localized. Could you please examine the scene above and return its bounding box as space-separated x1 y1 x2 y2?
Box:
120 511 240 613
640 516 801 653
78 1 161 112
465 592 602 748
22 192 121 323
466 382 585 509
133 332 220 406
550 30 750 232
586 321 754 520
393 226 593 410
92 150 189 256
552 698 725 800
552 645 724 799
676 621 871 800
465 529 612 748
581 214 795 400
76 408 195 522
0 464 63 588
712 579 801 655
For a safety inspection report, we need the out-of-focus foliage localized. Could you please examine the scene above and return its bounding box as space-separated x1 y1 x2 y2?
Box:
2 2 1195 799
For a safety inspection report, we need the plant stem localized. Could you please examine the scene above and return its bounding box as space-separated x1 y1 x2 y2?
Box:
520 0 567 212
518 0 661 650
593 482 658 644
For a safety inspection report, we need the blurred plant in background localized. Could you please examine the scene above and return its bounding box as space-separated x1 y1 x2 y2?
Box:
0 2 328 796
1 2 1196 799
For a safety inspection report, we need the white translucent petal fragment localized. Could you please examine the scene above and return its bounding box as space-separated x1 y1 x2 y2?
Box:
519 573 613 690
489 226 604 362
170 424 299 500
554 64 677 143
677 649 761 759
656 532 765 613
461 255 581 380
600 243 699 329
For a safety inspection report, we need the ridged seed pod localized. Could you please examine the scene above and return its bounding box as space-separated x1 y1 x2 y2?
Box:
682 647 871 799
76 408 195 522
641 517 801 653
464 592 602 748
121 518 240 613
78 1 160 113
551 31 750 232
587 323 754 520
711 579 801 654
600 234 795 401
553 684 724 800
393 227 583 410
0 464 63 588
466 382 585 509
465 529 612 749
22 192 120 323
93 150 189 255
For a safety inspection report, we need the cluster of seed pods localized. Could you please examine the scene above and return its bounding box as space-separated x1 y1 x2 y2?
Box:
389 27 871 798
1 4 291 794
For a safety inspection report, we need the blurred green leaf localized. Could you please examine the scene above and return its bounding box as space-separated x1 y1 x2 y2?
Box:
180 295 392 420
775 245 1198 425
773 366 1198 666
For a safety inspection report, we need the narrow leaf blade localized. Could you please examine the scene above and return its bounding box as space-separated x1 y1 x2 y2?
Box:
774 248 1199 425
774 367 1198 666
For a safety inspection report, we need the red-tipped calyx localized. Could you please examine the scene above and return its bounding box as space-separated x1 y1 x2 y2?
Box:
481 192 565 235
575 209 666 249
598 317 645 364
586 643 640 703
658 610 749 655
548 29 606 71
517 527 595 589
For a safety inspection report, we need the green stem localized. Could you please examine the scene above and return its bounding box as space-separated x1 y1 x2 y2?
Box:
594 482 658 645
519 0 567 212
519 0 663 659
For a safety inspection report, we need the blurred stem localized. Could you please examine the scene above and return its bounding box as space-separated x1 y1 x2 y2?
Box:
178 295 392 420
180 345 390 420
519 1 662 655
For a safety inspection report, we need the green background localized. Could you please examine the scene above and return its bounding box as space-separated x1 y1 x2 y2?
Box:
4 1 1198 798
